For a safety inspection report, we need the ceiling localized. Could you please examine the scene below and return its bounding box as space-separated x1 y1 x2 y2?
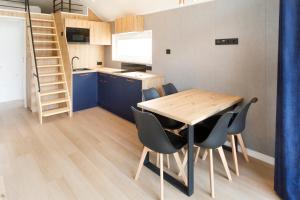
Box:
79 0 213 21
29 0 213 21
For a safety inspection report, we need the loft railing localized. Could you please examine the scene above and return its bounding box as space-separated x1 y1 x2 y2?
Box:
25 0 41 92
0 0 26 10
53 0 83 14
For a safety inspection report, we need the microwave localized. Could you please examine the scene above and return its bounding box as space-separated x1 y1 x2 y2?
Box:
66 27 90 43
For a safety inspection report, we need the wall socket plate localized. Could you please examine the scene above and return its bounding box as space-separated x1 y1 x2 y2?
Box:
215 38 239 45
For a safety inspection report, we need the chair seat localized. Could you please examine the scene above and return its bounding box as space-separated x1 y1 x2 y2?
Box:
201 114 237 135
200 115 221 129
178 126 210 145
165 130 187 150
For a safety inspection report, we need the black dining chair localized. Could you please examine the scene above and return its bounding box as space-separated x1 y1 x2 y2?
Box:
200 98 258 176
132 107 188 200
162 83 178 95
142 88 187 168
179 112 234 198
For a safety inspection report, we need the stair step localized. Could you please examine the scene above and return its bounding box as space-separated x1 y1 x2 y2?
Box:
41 98 69 106
32 25 55 29
40 81 65 87
37 64 62 68
35 48 60 51
31 13 54 19
39 72 64 77
40 89 66 96
42 107 69 117
31 18 54 22
36 56 61 60
33 33 56 36
34 41 58 44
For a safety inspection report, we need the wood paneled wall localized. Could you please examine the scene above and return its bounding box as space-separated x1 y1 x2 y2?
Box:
62 10 106 69
68 44 104 68
115 15 144 33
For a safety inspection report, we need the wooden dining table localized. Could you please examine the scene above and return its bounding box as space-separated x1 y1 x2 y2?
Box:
137 89 242 196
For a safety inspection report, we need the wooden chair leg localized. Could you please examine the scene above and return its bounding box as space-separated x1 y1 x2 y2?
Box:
236 134 249 162
173 152 187 185
135 147 149 180
160 154 164 200
166 155 170 169
156 153 159 166
209 149 215 198
231 135 239 176
178 151 188 177
217 147 232 181
202 149 208 160
194 147 201 164
181 148 186 154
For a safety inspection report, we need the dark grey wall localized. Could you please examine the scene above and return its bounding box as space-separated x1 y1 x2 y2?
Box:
104 0 279 157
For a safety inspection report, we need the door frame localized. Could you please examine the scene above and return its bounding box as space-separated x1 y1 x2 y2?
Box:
0 16 27 107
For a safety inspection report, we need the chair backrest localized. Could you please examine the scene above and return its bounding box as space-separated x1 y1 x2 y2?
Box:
200 112 234 149
228 97 258 134
142 88 160 101
162 83 178 95
131 107 178 154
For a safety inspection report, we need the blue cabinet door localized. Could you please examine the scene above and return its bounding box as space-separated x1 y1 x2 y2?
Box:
118 77 142 122
97 73 142 122
98 73 109 107
73 72 98 112
106 75 123 115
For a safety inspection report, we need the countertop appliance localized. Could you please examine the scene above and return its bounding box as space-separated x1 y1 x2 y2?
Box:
121 63 151 73
66 27 90 43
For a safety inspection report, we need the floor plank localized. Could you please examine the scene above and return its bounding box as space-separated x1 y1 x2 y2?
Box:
0 101 279 200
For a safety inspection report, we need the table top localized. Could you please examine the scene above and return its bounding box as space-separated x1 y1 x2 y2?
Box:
137 89 243 126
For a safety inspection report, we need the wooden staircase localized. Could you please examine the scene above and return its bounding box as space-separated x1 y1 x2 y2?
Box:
27 14 71 124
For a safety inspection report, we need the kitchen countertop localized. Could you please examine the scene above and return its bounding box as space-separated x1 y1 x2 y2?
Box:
72 67 163 81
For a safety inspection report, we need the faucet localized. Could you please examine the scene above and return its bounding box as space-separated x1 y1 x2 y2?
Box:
71 56 79 70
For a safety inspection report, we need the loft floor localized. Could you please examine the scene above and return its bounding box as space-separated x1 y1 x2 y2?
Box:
0 101 278 200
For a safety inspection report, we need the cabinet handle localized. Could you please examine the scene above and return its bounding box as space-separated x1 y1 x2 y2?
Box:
79 73 89 77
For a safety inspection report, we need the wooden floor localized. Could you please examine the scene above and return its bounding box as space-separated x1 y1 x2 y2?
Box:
0 101 279 200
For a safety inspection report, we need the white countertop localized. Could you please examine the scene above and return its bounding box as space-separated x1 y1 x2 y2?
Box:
72 67 163 81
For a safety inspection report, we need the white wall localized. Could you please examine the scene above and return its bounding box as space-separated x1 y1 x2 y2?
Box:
0 17 26 104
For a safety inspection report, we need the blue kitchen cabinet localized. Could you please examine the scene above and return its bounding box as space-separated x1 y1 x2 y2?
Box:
73 72 98 112
118 77 142 122
97 73 142 122
98 73 120 112
98 73 109 108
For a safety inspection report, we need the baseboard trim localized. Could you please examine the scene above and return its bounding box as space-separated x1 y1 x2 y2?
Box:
224 141 275 166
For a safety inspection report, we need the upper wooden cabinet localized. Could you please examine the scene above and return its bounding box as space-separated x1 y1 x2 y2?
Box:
90 22 111 45
115 16 144 33
65 19 111 45
65 18 90 29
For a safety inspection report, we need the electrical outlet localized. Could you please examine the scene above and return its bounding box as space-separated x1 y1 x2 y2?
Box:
166 49 171 54
215 38 239 45
97 61 103 66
